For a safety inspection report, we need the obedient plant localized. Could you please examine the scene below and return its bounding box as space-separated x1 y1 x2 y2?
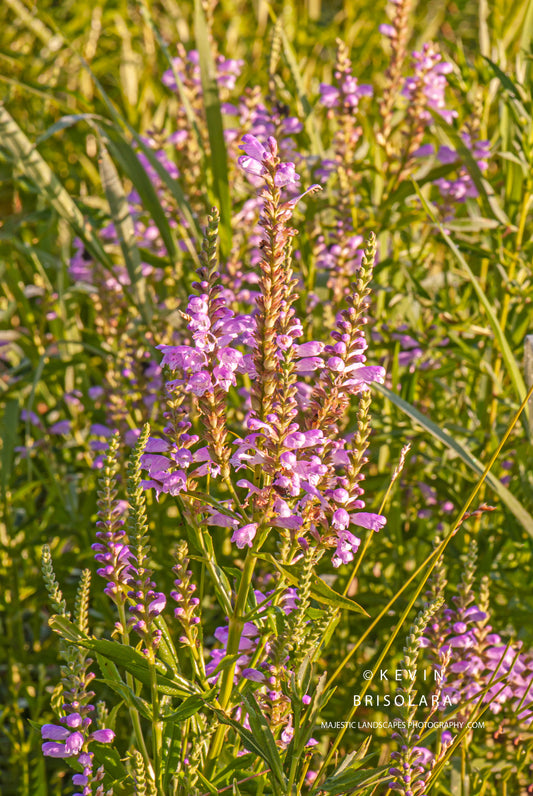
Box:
41 135 390 794
10 1 529 792
35 49 532 792
382 539 533 794
41 549 115 795
40 17 490 480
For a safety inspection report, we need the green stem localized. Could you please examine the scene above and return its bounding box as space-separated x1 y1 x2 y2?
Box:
488 186 531 428
287 745 300 794
205 548 257 772
149 655 164 794
117 603 153 780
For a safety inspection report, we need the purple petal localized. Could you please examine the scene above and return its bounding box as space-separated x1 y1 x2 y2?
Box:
42 742 70 758
41 724 70 740
148 592 167 616
65 731 84 755
90 728 115 744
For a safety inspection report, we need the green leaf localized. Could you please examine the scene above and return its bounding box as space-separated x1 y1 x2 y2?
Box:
34 113 103 147
258 554 368 615
194 770 219 795
210 705 287 787
49 615 198 697
194 0 232 257
98 143 149 321
161 693 211 723
101 124 179 264
413 182 529 436
241 690 287 786
206 652 242 679
95 654 153 720
1 399 19 495
374 382 533 537
320 764 391 794
91 743 129 788
482 56 528 107
162 720 182 790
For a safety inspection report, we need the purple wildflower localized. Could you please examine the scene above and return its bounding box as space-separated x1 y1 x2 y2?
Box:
403 43 457 126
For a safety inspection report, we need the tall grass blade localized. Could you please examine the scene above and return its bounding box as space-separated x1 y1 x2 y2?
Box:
0 104 113 271
98 143 150 321
75 61 203 254
374 382 533 535
194 0 232 257
413 181 529 435
101 126 179 264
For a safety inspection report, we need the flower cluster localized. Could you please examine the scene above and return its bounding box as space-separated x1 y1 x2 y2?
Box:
436 603 533 723
42 718 115 796
170 541 201 647
140 134 385 570
403 43 456 126
434 135 491 205
162 49 244 94
416 541 533 765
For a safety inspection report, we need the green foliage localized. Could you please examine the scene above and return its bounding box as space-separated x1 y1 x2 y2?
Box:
2 0 533 793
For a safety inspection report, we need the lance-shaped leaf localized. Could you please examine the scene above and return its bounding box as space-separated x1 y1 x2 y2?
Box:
194 0 232 257
373 382 533 537
49 615 198 697
98 142 149 321
101 124 179 265
210 704 287 788
95 654 153 720
320 763 391 794
258 553 368 615
241 690 286 785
